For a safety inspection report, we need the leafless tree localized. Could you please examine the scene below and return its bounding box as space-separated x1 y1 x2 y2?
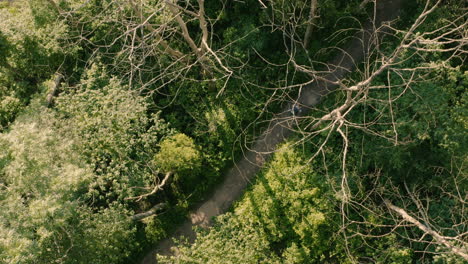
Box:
238 0 466 260
47 0 233 102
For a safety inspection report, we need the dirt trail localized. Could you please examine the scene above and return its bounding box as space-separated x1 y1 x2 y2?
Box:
141 1 402 263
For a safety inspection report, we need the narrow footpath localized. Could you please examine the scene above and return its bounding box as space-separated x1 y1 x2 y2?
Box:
141 1 402 262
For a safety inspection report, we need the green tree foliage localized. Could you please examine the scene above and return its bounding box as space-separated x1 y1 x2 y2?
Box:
0 0 465 263
162 213 281 264
0 103 136 264
155 133 202 176
157 143 420 263
342 65 467 262
55 64 173 205
159 145 338 263
161 2 466 263
308 3 468 261
0 1 78 128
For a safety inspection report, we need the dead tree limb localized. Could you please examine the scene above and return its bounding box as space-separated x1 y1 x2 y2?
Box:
46 73 63 108
129 0 186 60
125 171 173 202
303 0 318 49
385 199 468 260
359 0 373 9
165 0 214 73
131 203 167 221
166 1 201 57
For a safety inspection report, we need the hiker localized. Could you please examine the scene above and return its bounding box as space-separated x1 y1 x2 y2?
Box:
291 103 301 116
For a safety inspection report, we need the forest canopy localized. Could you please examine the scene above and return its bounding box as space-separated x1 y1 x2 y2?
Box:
0 0 466 263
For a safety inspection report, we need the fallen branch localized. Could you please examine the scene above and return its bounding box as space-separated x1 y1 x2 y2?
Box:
131 203 167 221
125 171 173 202
46 73 63 107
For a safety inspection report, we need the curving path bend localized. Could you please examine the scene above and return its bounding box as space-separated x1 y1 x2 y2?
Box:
141 1 402 263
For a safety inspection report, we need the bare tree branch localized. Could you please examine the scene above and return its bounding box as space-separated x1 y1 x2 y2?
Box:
385 200 468 260
166 1 200 57
125 172 173 202
303 0 318 49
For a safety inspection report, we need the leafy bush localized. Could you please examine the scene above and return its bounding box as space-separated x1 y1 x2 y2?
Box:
0 103 136 264
55 65 173 205
158 145 336 263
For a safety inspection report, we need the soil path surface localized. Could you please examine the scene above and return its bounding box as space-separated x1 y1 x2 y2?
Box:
141 1 402 262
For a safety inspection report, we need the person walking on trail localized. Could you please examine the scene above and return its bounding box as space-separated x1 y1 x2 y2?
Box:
291 102 302 116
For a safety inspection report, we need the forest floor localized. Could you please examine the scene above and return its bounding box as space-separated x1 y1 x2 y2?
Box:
141 0 402 263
